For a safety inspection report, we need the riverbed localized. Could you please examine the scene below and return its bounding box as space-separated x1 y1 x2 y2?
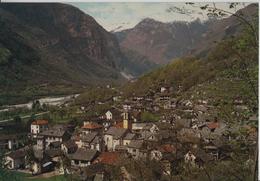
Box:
0 94 80 112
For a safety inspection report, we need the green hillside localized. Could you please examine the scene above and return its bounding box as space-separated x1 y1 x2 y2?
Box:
123 25 258 111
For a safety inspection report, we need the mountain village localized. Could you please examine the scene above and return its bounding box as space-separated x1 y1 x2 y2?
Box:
0 2 258 181
1 84 257 181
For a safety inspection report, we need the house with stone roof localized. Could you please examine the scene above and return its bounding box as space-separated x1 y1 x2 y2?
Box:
104 127 128 151
40 125 71 149
69 148 99 167
76 132 102 151
127 140 147 159
123 133 136 146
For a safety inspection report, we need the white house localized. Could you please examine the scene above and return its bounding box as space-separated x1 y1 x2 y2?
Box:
105 111 113 120
160 87 167 93
31 120 48 138
104 108 122 121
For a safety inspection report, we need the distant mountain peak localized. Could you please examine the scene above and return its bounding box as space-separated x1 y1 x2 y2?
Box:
115 4 257 65
116 17 208 64
135 18 163 28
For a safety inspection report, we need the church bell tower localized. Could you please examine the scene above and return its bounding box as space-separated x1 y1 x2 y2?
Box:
123 111 131 129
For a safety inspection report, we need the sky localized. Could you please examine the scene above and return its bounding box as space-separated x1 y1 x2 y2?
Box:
70 2 248 31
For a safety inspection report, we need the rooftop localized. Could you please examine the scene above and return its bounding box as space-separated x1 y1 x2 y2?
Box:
40 127 68 137
31 120 48 125
158 144 176 153
114 121 123 128
80 132 98 143
207 122 220 129
105 127 128 139
7 147 28 159
95 152 120 165
82 163 106 178
124 133 136 140
82 123 103 130
62 139 78 149
69 148 98 161
128 140 144 149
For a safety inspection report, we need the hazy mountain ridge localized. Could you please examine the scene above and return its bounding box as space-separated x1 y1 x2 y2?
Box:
116 4 258 65
116 18 208 64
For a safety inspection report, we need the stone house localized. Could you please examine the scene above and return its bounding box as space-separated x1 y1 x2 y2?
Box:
104 127 128 151
76 132 102 151
127 140 147 159
123 133 136 146
69 149 98 167
40 125 71 149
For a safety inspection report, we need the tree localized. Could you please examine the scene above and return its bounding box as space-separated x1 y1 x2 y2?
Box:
141 111 159 122
32 100 41 112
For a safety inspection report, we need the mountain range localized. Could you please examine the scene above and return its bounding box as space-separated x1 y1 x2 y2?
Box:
0 3 257 97
115 4 257 65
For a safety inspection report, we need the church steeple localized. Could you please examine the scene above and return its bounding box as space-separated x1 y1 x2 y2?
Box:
123 111 131 129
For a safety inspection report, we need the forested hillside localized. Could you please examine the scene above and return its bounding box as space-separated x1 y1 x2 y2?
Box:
0 3 128 84
0 3 126 105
